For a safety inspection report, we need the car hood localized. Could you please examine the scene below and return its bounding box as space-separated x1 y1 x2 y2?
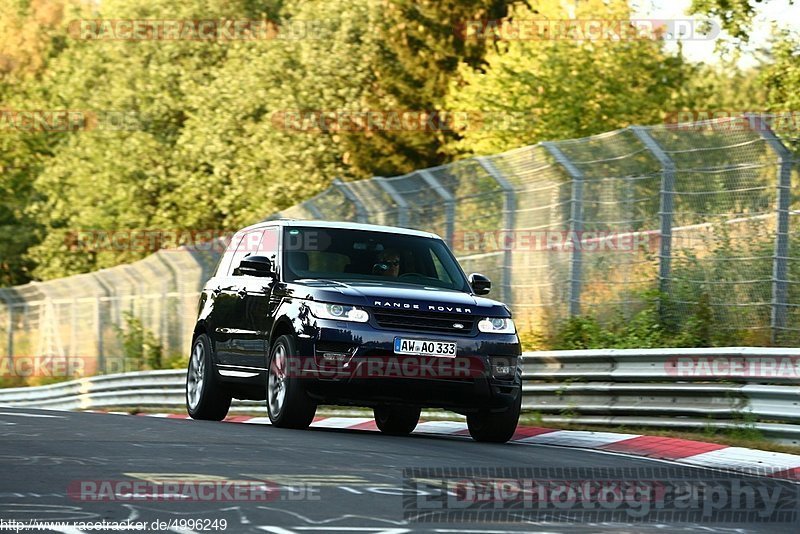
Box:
287 279 510 316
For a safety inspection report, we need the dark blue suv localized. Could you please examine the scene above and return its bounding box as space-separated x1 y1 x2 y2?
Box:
186 220 522 442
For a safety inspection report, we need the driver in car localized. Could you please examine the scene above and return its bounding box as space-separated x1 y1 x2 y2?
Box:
373 249 401 277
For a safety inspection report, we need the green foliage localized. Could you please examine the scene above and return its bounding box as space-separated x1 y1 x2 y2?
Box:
112 312 188 371
677 62 766 111
689 0 776 43
760 28 800 152
542 288 738 350
114 312 164 371
0 0 796 289
344 0 510 176
445 0 691 155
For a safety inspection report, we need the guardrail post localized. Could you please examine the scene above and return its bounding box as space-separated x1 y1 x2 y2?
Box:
375 177 410 227
332 178 368 223
748 114 793 344
476 156 516 304
542 143 584 317
418 169 455 246
632 127 676 300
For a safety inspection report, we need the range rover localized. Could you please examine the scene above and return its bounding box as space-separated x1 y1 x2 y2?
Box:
186 220 522 442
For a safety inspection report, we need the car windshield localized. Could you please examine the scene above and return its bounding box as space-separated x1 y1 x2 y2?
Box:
282 226 469 291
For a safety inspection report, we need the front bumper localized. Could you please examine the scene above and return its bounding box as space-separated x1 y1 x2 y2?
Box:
294 319 522 412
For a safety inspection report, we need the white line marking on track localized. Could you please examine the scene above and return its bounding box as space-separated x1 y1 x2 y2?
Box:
0 411 64 418
258 529 411 534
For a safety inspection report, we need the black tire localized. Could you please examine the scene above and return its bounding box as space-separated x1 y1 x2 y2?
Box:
267 335 317 429
466 392 521 443
374 406 421 436
186 333 232 421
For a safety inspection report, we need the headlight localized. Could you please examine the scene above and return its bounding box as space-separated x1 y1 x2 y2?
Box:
478 317 515 334
308 302 369 323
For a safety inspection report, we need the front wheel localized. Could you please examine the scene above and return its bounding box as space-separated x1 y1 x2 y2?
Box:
466 393 521 443
267 335 317 429
186 333 232 421
374 406 421 436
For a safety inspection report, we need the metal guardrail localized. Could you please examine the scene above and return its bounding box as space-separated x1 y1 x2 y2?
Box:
1 348 798 444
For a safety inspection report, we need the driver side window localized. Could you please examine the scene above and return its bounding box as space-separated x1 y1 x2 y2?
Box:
227 230 264 276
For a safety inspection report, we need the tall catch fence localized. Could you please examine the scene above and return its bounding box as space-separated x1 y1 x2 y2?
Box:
1 114 798 378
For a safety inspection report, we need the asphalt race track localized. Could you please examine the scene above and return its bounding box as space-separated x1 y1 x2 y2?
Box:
0 408 797 533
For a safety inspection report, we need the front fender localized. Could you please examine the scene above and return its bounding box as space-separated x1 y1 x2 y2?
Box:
269 297 317 355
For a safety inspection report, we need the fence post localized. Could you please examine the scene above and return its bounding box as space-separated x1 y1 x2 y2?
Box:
748 115 793 344
0 290 13 370
418 169 455 246
375 177 410 228
476 156 516 304
333 178 368 223
542 142 584 317
304 199 324 219
90 273 114 374
155 252 183 358
632 127 676 299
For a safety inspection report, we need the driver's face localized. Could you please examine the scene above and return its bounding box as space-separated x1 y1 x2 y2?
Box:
382 254 400 276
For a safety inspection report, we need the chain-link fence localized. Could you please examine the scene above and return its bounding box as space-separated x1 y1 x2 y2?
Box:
1 114 798 379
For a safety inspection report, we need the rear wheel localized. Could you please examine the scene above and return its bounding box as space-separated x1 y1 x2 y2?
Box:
466 393 521 443
374 406 421 436
267 335 317 429
186 333 232 421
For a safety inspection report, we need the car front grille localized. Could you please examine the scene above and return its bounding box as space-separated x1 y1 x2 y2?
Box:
371 308 475 335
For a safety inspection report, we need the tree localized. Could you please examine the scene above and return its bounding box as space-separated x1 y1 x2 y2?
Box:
24 0 274 279
445 0 691 156
760 28 800 151
0 0 85 285
340 0 510 177
689 0 790 43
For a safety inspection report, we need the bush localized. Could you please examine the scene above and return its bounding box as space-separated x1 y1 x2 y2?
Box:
113 312 164 371
526 287 748 350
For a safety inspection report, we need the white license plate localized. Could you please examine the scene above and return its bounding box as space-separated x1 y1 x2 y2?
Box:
393 337 457 357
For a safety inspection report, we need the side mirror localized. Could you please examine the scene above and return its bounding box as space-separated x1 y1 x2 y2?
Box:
234 255 274 278
469 273 491 295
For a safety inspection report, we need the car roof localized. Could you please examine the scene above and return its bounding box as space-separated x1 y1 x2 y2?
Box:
240 219 442 239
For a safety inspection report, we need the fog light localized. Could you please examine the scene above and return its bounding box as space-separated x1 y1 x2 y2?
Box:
493 364 512 376
322 352 348 362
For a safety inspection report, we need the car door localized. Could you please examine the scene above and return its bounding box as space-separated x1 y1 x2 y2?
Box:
212 229 262 367
229 227 280 370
